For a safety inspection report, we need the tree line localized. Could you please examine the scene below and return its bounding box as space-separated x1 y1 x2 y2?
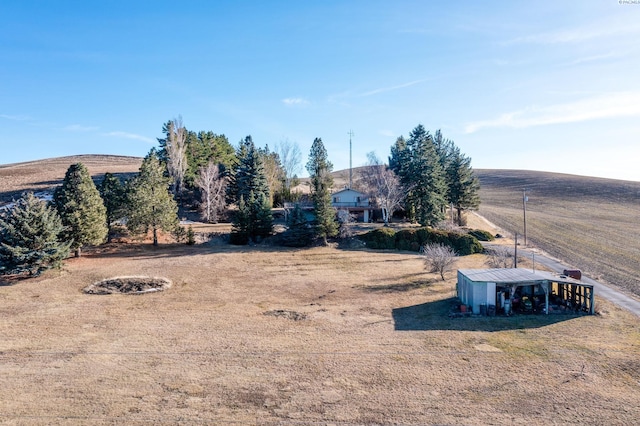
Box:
0 119 480 276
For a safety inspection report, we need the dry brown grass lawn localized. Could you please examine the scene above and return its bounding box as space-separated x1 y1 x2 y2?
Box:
2 159 640 423
476 169 640 297
1 244 639 425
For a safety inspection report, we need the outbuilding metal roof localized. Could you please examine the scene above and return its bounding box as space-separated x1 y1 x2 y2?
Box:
458 268 586 286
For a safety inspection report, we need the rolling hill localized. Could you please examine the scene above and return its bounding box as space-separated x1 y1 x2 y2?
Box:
475 169 640 296
0 155 142 205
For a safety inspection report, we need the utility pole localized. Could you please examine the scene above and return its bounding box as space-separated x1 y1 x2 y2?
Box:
514 233 518 268
348 130 354 189
523 189 528 246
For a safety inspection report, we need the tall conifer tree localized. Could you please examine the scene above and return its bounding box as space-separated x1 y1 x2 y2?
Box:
446 146 480 225
0 193 71 275
229 136 273 243
393 125 447 226
99 172 126 242
126 150 179 246
54 163 108 257
306 138 338 245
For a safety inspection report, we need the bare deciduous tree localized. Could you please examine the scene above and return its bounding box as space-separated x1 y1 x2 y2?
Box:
166 116 188 199
360 152 405 225
195 160 227 223
485 246 513 268
276 139 302 193
337 208 355 239
259 146 284 206
421 243 458 281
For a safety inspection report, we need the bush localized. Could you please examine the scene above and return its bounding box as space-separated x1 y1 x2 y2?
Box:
172 225 187 243
229 230 250 245
281 205 314 247
447 232 483 255
360 226 483 256
395 229 420 251
468 229 495 242
186 226 196 245
360 227 396 249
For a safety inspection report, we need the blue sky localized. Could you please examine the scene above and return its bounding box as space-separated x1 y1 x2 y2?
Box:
1 1 639 181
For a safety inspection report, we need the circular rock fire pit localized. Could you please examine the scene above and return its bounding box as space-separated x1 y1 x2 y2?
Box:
83 276 171 295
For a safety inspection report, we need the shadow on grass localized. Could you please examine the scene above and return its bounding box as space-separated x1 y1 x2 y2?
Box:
362 277 436 293
392 297 583 331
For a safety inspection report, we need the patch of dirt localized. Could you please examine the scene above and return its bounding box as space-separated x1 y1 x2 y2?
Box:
83 276 171 295
263 309 307 321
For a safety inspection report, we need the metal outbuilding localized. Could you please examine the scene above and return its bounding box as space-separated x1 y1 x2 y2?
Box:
457 269 595 315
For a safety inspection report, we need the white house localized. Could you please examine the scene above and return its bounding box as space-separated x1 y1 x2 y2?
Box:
331 188 372 222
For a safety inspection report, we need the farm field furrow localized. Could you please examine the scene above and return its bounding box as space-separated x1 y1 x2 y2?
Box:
476 169 640 296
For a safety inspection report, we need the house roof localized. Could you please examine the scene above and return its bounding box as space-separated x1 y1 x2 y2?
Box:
331 188 367 196
458 268 587 286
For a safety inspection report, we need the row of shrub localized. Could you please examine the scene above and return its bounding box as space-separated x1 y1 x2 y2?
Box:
359 227 484 255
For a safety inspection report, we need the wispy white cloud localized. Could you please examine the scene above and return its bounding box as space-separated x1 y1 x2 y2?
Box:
282 97 310 106
64 124 99 132
504 19 640 45
465 92 640 133
564 50 628 66
358 79 427 97
0 114 32 122
105 131 155 144
328 78 429 104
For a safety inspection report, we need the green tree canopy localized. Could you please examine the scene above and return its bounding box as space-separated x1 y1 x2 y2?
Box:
228 136 273 243
184 130 235 188
306 137 338 245
157 119 236 191
53 163 108 257
390 125 447 226
126 150 179 246
99 172 127 242
445 145 480 225
282 204 313 247
0 193 71 276
258 145 285 206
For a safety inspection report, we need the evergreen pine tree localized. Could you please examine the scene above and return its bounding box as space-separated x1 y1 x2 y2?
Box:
228 136 273 243
99 172 126 242
53 163 108 257
230 195 251 245
186 226 196 245
0 193 71 276
126 150 179 246
282 204 313 247
399 125 448 226
389 136 408 176
253 192 273 239
306 138 338 245
446 145 480 225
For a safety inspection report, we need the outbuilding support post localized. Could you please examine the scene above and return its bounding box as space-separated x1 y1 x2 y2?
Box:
543 282 549 315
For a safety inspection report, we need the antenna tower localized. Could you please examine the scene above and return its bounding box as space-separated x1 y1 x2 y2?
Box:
348 130 354 189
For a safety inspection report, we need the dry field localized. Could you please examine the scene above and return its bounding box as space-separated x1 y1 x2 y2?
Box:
476 169 640 297
1 243 640 425
0 155 142 205
2 158 640 423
